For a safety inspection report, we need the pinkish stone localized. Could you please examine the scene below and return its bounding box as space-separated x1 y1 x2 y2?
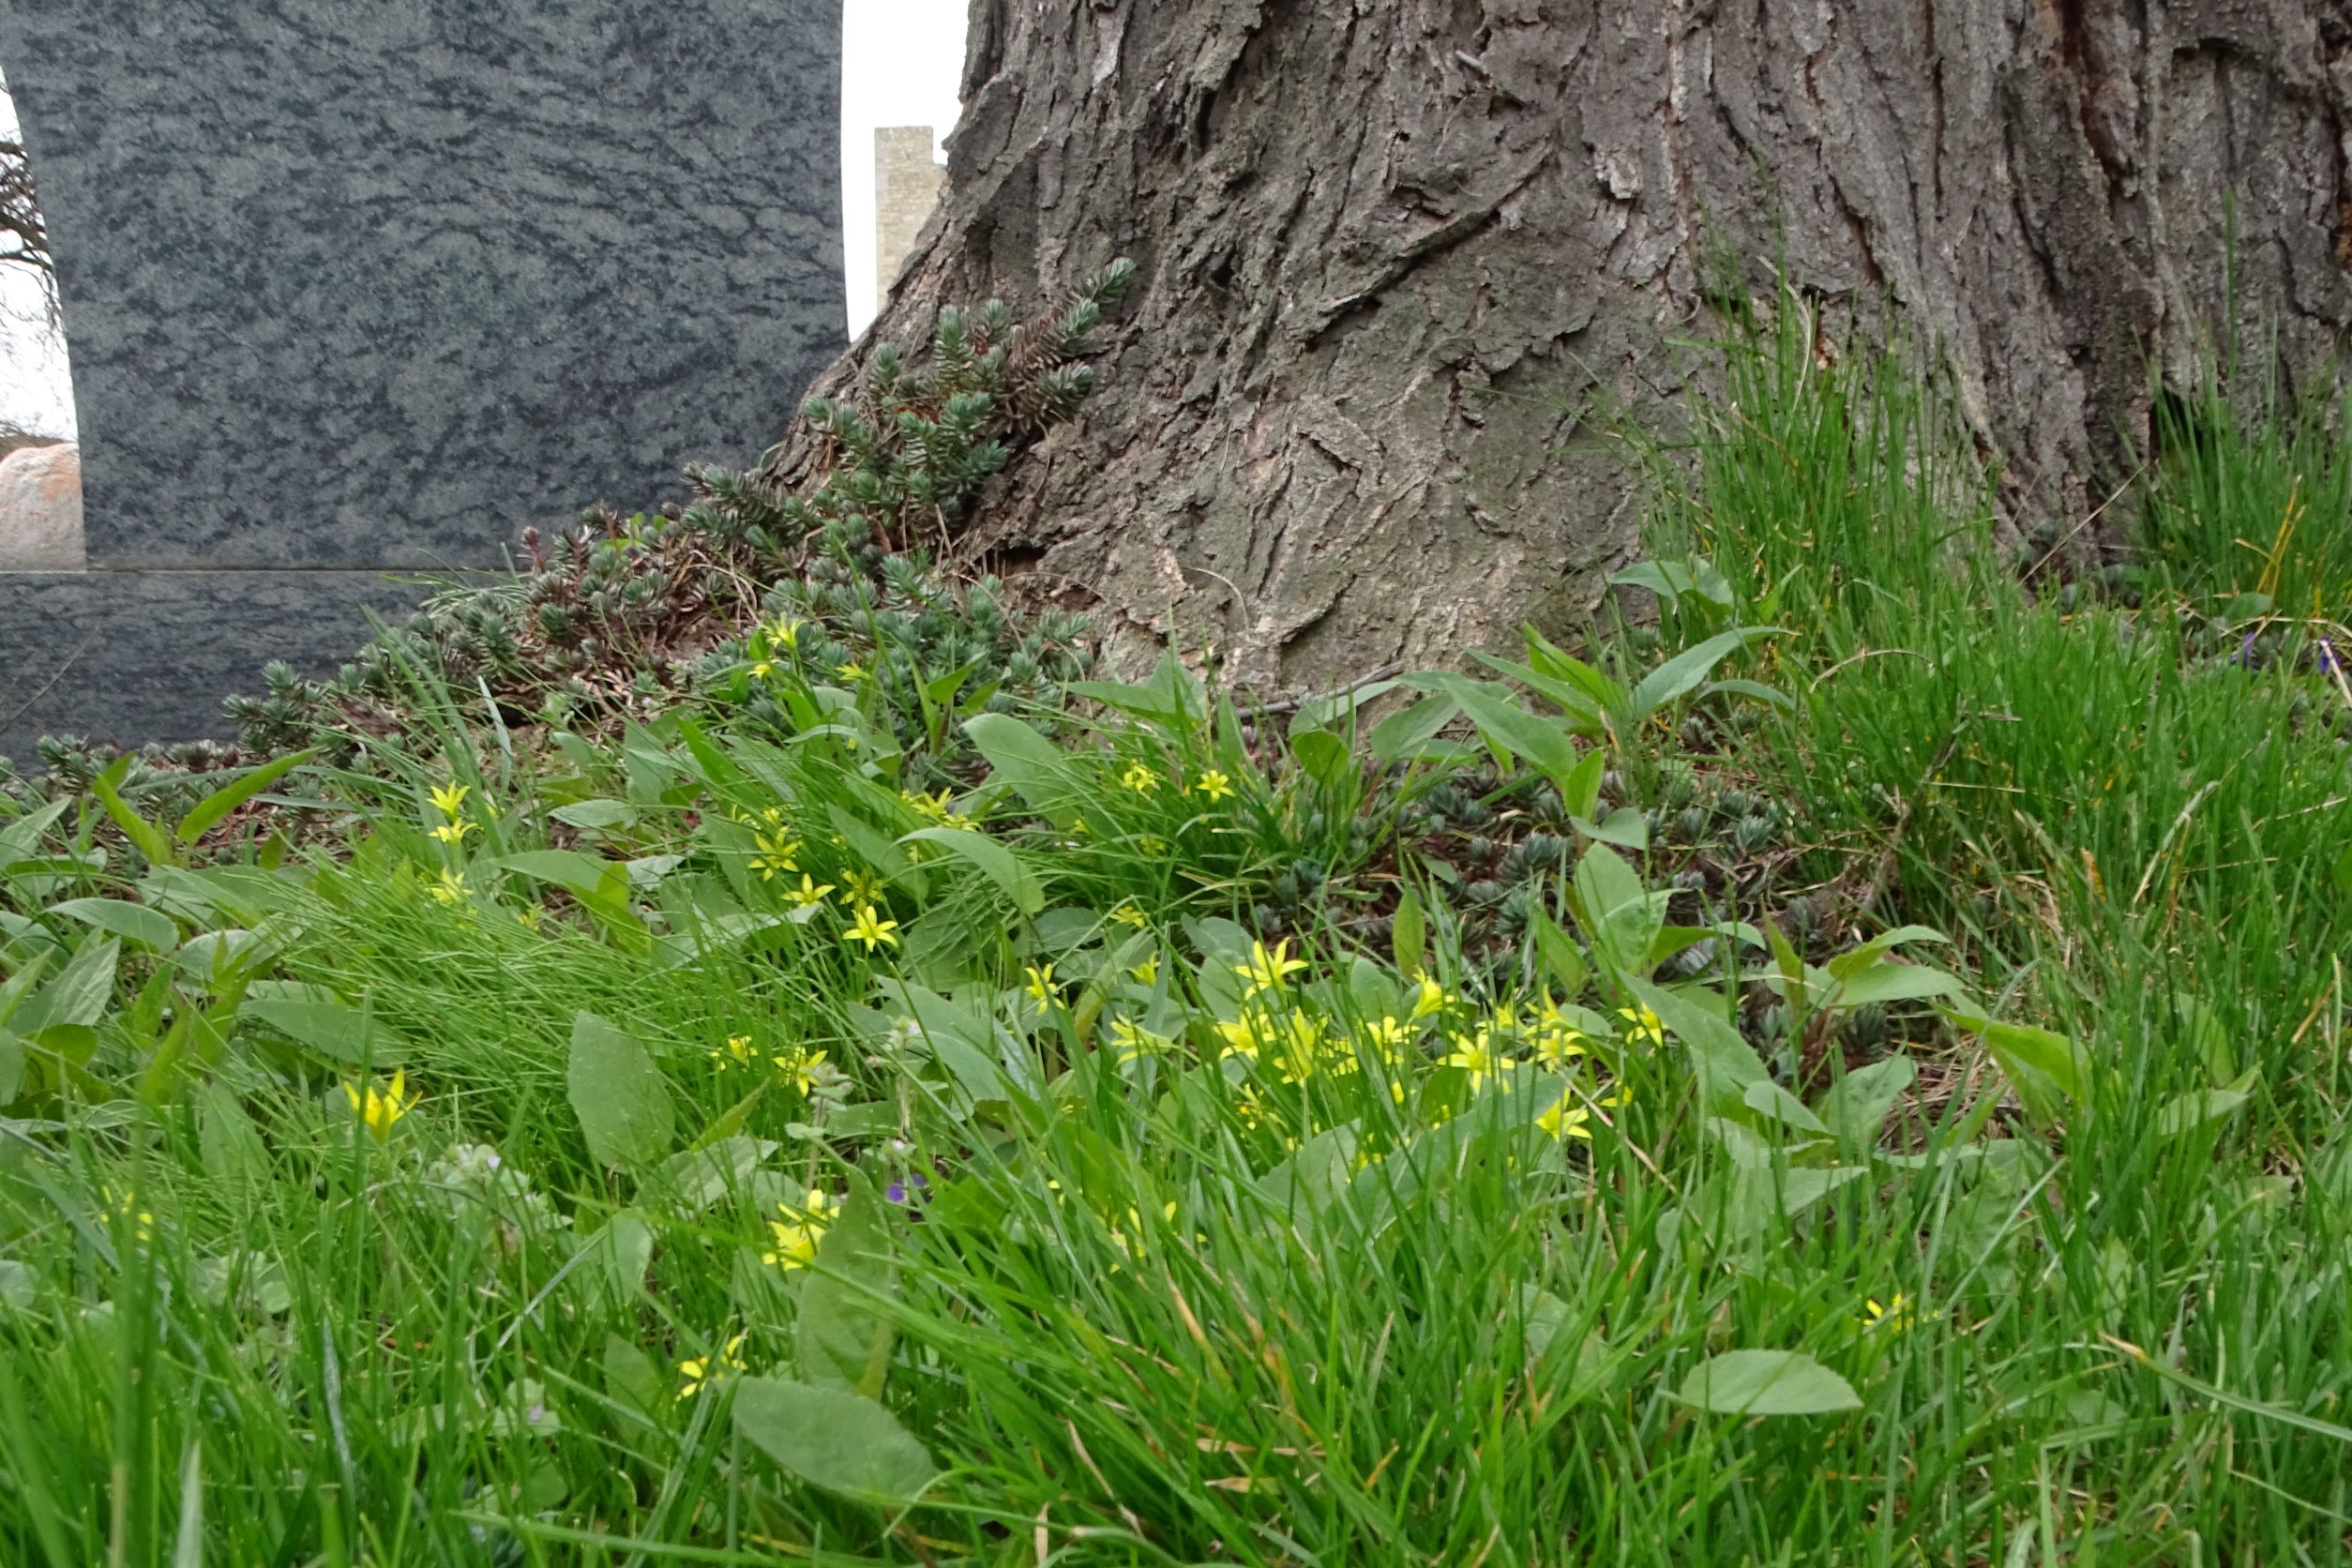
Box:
0 442 83 569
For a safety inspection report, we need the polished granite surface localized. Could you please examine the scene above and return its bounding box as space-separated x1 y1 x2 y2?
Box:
1 0 844 570
0 570 433 764
0 2 842 760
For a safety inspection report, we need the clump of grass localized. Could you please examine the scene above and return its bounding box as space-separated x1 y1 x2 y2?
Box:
1640 289 2351 1125
1615 287 2352 1556
2140 339 2352 623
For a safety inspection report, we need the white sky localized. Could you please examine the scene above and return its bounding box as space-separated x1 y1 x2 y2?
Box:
842 0 967 338
0 78 71 439
0 3 970 443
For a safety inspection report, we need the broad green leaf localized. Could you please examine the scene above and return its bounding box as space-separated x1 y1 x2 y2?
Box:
242 996 402 1066
141 865 294 926
1573 845 1666 979
901 827 1042 916
656 911 790 970
2171 991 2234 1082
501 850 623 900
1445 679 1585 792
1826 925 1950 983
1676 1349 1860 1416
876 981 1018 1104
1762 919 1811 1032
1144 647 1209 725
1390 888 1426 980
597 1211 654 1302
1521 629 1626 712
1470 657 1613 736
1609 557 1688 602
1070 649 1207 727
1571 807 1650 851
1559 748 1606 821
963 713 1083 826
504 850 645 946
0 1259 35 1308
1700 677 1795 712
0 850 104 881
1063 679 1186 725
174 749 316 846
1830 961 1966 1009
1293 677 1400 731
195 1081 269 1185
2222 591 2274 620
0 951 49 1032
1948 1009 2087 1127
1345 954 1399 1025
1529 907 1588 999
658 1138 775 1212
1625 974 1769 1120
602 1334 663 1414
1627 627 1781 721
175 929 277 989
171 1439 204 1568
731 1378 939 1504
1699 1153 1866 1247
0 1028 23 1105
1035 907 1108 955
49 897 178 953
1647 922 1752 971
566 1012 675 1169
1741 1078 1828 1135
2155 1069 2258 1138
1519 1285 1576 1364
1819 1056 1916 1151
1766 1163 1865 1219
1369 694 1459 764
0 797 70 863
1571 843 1647 924
13 936 119 1035
1259 1123 1363 1218
89 757 173 868
798 1189 897 1396
921 655 986 715
623 854 684 890
549 799 641 831
833 807 926 901
1610 555 1735 610
1516 1290 1622 1408
1288 727 1355 793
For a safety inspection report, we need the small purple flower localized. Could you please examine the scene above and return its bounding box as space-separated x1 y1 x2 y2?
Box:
2233 631 2258 669
885 1172 931 1205
2318 638 2340 678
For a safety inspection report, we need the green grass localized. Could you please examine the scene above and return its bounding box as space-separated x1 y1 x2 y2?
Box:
5 299 2352 1563
2141 340 2352 621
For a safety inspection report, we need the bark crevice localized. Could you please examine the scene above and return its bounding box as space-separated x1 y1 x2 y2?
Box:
779 0 2352 693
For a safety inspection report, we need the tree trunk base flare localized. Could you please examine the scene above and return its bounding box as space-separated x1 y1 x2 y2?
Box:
773 1 2352 694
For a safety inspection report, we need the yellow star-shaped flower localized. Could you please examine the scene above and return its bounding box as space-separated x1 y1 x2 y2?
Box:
677 1333 747 1398
846 903 900 952
342 1070 417 1139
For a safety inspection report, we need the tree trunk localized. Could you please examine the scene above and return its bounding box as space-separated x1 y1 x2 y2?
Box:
782 1 2352 692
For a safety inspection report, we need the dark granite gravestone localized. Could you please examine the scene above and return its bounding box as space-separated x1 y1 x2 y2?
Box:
0 0 844 762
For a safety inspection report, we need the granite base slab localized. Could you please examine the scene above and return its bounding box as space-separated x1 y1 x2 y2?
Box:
0 569 438 765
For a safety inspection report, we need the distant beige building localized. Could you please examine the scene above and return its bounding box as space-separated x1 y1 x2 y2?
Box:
875 127 945 314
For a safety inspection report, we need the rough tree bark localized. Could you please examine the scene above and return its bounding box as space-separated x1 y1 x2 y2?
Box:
779 1 2352 693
